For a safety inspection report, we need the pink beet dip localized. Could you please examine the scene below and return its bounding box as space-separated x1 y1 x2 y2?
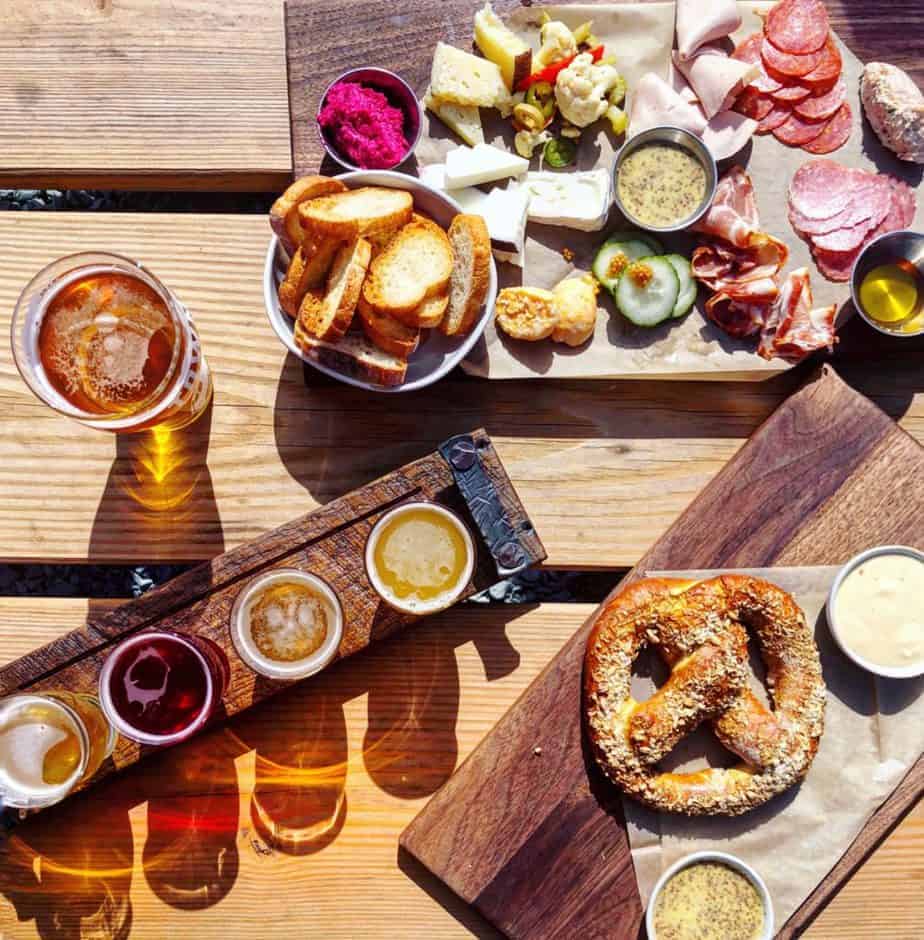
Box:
318 82 410 169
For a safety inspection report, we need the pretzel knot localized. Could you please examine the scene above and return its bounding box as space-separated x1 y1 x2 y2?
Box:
584 575 826 816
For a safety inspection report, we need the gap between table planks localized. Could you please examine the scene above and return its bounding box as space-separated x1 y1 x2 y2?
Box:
0 597 919 940
0 213 922 568
0 0 292 191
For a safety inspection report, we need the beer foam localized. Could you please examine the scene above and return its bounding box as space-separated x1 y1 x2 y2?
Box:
250 586 329 662
0 722 70 791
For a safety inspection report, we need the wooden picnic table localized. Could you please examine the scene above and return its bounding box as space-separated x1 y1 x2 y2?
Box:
0 2 921 939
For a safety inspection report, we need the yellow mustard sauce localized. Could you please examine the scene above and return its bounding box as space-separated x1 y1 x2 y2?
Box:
618 143 707 228
372 507 469 606
653 862 765 940
859 262 923 331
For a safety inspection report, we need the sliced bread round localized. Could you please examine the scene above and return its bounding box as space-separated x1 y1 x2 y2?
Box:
441 214 491 337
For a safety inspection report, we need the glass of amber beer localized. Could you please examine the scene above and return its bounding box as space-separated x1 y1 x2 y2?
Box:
11 252 212 432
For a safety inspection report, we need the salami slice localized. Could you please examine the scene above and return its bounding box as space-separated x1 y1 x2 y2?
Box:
813 245 860 282
789 177 890 235
761 36 825 78
771 83 812 103
812 215 882 253
735 87 775 121
794 78 846 120
732 34 783 94
800 35 842 87
788 159 855 219
765 0 830 55
875 178 917 234
801 102 853 154
756 102 792 134
773 110 827 146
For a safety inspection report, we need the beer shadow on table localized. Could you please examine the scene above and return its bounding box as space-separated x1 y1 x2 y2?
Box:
87 401 224 563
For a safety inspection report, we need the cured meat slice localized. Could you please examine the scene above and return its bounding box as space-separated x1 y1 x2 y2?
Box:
628 73 708 139
765 0 829 55
735 87 775 120
761 36 824 78
758 268 837 360
794 78 846 120
692 239 788 292
704 295 770 337
702 111 759 161
800 36 842 87
691 165 763 247
756 103 792 134
789 176 890 235
789 159 855 219
771 83 812 103
811 214 881 252
882 178 917 230
732 34 783 94
801 102 853 154
813 246 860 282
676 0 742 60
673 46 760 119
757 268 809 358
773 110 827 146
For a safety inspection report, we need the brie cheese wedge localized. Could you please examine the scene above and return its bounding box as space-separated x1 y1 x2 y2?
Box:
443 143 529 189
511 168 613 231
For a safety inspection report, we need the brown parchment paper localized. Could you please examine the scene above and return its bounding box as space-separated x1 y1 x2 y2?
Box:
414 3 923 380
625 566 924 929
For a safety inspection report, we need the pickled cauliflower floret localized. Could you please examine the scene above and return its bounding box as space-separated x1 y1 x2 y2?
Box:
554 53 621 128
536 20 577 67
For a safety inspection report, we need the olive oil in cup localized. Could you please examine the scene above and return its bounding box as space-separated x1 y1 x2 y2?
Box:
365 502 475 616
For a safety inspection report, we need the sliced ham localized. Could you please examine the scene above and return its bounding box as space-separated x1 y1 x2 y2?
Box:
676 0 742 59
765 0 829 55
794 78 846 120
801 102 853 154
702 111 759 161
668 60 700 104
628 72 708 139
673 45 760 120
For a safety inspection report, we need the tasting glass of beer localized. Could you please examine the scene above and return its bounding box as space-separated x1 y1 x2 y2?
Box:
98 630 229 747
11 252 212 432
0 691 116 810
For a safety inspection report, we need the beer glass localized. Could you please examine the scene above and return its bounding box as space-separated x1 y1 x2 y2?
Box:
11 252 212 432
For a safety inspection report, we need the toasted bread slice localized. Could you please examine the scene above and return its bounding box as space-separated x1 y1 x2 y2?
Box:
441 214 491 337
270 176 348 254
358 296 420 358
298 187 413 240
278 248 312 318
388 291 449 329
301 235 342 289
298 238 371 343
362 222 454 317
294 321 408 387
494 286 558 341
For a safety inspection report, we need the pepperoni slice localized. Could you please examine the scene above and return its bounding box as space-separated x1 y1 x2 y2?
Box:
735 87 775 120
756 103 792 134
765 0 830 54
771 83 812 103
732 34 783 94
800 35 842 86
801 102 852 154
762 37 825 78
773 110 827 146
794 78 846 120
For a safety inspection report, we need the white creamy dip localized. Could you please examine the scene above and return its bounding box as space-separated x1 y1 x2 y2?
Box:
833 553 924 668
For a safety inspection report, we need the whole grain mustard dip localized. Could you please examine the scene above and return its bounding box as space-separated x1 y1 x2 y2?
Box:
618 143 707 228
653 862 765 940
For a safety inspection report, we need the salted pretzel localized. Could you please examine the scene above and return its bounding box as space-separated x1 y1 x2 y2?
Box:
584 575 826 816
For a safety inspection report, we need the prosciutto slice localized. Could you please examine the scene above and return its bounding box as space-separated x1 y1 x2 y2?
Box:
676 0 742 59
757 268 836 360
691 165 764 248
628 73 708 139
673 46 760 119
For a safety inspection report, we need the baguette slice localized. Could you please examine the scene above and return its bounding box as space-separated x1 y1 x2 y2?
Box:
362 221 454 317
358 296 420 358
278 248 311 317
270 176 348 254
298 187 413 240
389 291 450 329
301 235 342 290
294 322 408 387
298 238 371 342
441 214 491 336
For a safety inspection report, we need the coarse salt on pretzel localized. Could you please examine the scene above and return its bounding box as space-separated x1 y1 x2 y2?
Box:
584 575 825 816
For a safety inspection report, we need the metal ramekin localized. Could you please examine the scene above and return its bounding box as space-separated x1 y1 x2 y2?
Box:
316 67 423 171
613 126 718 233
849 229 924 337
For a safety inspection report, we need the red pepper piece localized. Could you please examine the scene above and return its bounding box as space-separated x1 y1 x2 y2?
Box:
517 45 605 92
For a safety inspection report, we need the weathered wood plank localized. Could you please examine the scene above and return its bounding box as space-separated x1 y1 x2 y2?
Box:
0 599 918 938
0 0 292 190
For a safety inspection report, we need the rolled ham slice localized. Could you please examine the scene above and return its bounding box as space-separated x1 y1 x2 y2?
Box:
673 45 760 119
691 165 764 248
676 0 742 60
628 72 708 138
702 111 759 161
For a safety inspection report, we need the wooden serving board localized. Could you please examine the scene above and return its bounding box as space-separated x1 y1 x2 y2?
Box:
400 367 924 939
0 430 544 815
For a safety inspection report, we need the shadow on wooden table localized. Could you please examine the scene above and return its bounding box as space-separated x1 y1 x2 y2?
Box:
86 400 224 563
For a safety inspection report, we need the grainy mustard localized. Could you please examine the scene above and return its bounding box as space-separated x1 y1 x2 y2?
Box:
617 143 707 227
653 862 764 940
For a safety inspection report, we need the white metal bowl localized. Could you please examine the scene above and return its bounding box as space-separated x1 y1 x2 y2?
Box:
263 170 497 393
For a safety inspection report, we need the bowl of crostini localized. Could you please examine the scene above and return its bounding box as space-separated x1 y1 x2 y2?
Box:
264 170 497 392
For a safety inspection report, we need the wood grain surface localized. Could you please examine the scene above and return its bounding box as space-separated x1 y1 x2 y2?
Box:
0 598 919 939
0 212 922 568
0 431 543 812
401 367 924 939
0 0 292 190
286 0 924 176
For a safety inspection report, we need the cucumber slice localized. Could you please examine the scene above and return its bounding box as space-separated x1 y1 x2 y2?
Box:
663 253 697 318
614 256 680 328
605 231 664 255
592 238 659 293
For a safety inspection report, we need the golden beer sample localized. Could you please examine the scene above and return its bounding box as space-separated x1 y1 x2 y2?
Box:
247 580 330 663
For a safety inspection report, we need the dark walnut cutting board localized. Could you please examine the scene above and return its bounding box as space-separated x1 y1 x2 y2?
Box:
400 367 924 939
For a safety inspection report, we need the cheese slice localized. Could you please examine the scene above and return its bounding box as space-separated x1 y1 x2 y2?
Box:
430 42 508 108
423 88 484 147
511 169 613 232
443 143 528 189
